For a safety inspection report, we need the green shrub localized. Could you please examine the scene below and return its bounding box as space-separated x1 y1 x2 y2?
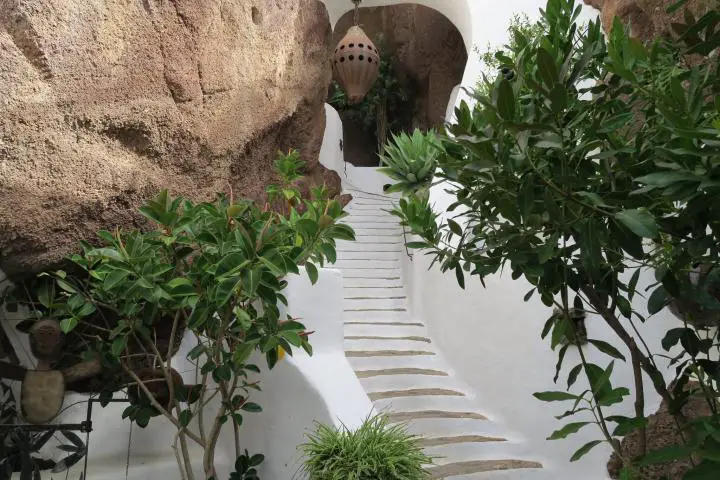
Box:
301 414 431 480
389 0 720 476
5 157 355 479
378 129 440 196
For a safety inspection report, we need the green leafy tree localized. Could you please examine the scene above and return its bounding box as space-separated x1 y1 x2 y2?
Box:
386 0 720 477
6 159 355 479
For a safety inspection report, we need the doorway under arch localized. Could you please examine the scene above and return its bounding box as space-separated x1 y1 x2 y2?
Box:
330 4 468 166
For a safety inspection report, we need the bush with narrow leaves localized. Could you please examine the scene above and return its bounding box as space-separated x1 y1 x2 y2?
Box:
301 414 431 480
386 0 720 477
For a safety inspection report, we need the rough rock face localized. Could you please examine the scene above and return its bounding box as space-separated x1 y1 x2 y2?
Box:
335 4 467 130
583 0 707 38
607 384 714 479
0 0 336 279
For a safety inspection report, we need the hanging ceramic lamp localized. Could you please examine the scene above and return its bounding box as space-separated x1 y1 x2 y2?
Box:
333 1 379 104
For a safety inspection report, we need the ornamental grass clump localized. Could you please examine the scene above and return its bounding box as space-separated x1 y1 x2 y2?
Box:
301 414 431 480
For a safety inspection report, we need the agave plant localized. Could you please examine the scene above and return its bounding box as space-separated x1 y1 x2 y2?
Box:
379 129 441 196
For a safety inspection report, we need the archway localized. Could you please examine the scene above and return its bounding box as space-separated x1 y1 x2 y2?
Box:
330 4 468 166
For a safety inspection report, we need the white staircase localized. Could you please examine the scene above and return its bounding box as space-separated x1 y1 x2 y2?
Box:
335 188 547 479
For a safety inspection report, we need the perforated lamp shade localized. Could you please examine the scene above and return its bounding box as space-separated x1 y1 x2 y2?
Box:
332 26 380 104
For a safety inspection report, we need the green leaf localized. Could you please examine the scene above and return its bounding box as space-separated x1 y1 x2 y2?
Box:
628 269 641 301
216 276 241 307
607 415 648 436
447 219 463 236
615 209 658 238
216 253 248 277
662 327 688 351
111 336 128 356
37 283 53 308
554 344 569 383
213 364 232 382
639 445 693 465
666 0 689 14
232 413 244 427
598 387 630 406
241 402 262 413
56 278 78 294
590 361 615 396
537 48 559 86
550 84 567 115
60 317 78 333
86 248 124 261
685 460 720 479
242 267 261 295
305 262 319 285
249 454 265 467
179 409 192 427
104 269 130 289
570 440 603 461
575 191 609 207
497 79 516 120
74 302 95 318
567 364 582 389
588 339 626 361
533 391 579 402
296 218 319 237
233 342 256 365
648 285 669 315
547 422 591 440
454 264 466 289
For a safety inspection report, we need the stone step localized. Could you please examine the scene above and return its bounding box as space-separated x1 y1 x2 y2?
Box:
347 352 447 372
401 418 511 441
347 202 394 209
337 242 402 252
337 250 400 260
350 222 401 230
344 309 412 320
426 459 544 479
343 320 421 338
342 277 404 288
385 410 488 423
419 435 507 448
354 367 448 378
346 349 436 359
343 297 407 310
368 388 465 402
372 394 480 414
335 258 400 269
425 443 544 471
344 334 431 345
359 373 465 395
345 213 397 222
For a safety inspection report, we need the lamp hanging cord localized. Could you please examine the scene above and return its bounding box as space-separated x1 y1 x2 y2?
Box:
353 0 361 26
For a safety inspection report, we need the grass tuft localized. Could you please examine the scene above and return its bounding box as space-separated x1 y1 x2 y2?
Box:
300 413 432 480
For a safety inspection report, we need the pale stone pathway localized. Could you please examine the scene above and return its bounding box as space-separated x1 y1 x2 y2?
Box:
336 188 545 479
